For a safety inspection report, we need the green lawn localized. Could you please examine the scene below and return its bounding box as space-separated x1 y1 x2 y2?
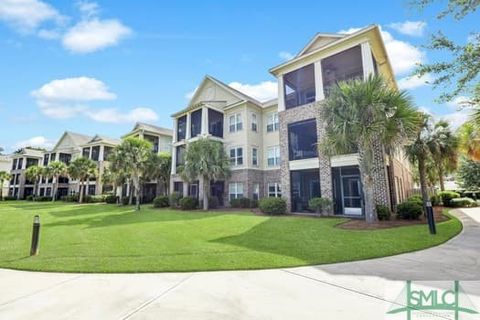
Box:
0 201 462 273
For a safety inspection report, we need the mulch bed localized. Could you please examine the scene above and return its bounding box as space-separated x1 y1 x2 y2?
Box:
337 206 449 230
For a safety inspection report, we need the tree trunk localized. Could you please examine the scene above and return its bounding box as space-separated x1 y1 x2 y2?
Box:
203 177 209 211
128 180 133 205
133 177 141 211
438 163 445 191
79 180 84 203
52 176 58 202
0 181 3 200
358 147 377 223
418 157 429 215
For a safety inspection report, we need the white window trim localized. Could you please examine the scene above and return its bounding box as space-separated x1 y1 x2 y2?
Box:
229 182 244 200
253 183 260 200
267 183 282 198
229 113 243 133
266 112 279 133
252 147 259 166
267 145 280 167
251 113 258 132
229 147 244 167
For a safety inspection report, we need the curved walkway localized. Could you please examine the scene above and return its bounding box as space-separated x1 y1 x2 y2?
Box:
0 208 479 320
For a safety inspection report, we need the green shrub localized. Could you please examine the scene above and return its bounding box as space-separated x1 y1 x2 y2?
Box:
376 204 391 221
259 197 287 215
121 197 136 205
208 196 219 209
308 197 333 214
62 194 79 202
438 191 460 207
25 195 34 201
230 197 253 208
2 196 17 201
105 195 117 204
169 192 183 208
83 195 105 203
179 196 198 210
397 201 423 220
430 194 441 206
406 195 423 207
36 196 52 202
153 195 169 208
450 197 478 208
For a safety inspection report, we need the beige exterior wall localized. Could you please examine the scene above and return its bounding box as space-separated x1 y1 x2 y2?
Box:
0 156 11 197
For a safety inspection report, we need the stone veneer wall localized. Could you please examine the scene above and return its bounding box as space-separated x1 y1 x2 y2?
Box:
278 101 333 213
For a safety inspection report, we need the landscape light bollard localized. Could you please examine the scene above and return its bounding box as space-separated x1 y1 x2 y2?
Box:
30 215 40 256
425 201 437 235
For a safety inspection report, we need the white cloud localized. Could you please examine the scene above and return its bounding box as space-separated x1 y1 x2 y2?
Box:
339 26 425 76
32 77 153 123
397 74 433 90
388 21 427 37
419 105 472 130
32 77 116 102
228 81 277 102
14 136 55 149
446 96 471 110
0 0 65 33
85 107 158 123
62 18 132 53
37 28 61 39
278 51 294 61
77 1 100 18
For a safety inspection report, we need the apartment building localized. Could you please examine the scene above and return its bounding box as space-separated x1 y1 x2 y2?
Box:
0 155 11 197
171 25 413 216
9 148 44 199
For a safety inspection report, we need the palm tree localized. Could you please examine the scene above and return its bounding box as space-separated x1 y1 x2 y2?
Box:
0 171 11 200
68 157 98 203
25 165 43 198
179 138 231 210
101 166 126 204
405 114 433 213
46 161 68 202
106 151 129 205
144 152 172 196
428 120 458 191
321 75 420 222
113 137 152 210
457 121 480 161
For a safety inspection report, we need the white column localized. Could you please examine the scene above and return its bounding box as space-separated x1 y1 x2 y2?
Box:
361 42 375 79
98 145 104 162
277 75 285 112
171 146 177 175
172 118 178 143
186 113 191 139
201 107 208 135
314 60 325 101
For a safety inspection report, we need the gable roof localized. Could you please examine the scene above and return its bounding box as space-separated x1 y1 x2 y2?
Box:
123 122 173 138
51 131 92 151
296 33 345 57
84 134 121 146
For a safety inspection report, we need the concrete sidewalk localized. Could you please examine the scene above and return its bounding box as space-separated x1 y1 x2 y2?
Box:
0 208 479 320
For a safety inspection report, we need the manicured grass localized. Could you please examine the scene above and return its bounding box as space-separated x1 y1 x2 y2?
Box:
0 201 462 273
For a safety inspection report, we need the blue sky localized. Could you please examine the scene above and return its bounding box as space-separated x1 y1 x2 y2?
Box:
0 0 478 152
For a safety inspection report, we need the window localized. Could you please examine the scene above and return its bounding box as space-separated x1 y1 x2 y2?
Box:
267 146 280 167
39 188 45 196
229 182 244 201
267 113 279 132
59 153 71 164
46 187 52 196
251 113 258 132
288 119 318 160
91 146 100 161
253 183 260 201
17 158 23 170
12 159 17 170
188 181 199 198
88 185 96 195
26 158 38 168
321 45 363 97
176 145 186 167
268 183 282 197
283 64 316 109
173 182 184 194
82 147 90 158
229 113 242 132
208 109 224 138
50 153 56 162
43 154 49 166
230 147 243 166
252 148 258 166
190 109 202 137
103 147 113 161
177 115 187 140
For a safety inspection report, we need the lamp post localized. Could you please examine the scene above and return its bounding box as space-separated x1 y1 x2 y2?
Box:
30 215 40 256
425 201 437 235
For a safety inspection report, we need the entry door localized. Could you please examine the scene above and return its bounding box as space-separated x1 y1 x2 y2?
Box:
342 176 362 215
